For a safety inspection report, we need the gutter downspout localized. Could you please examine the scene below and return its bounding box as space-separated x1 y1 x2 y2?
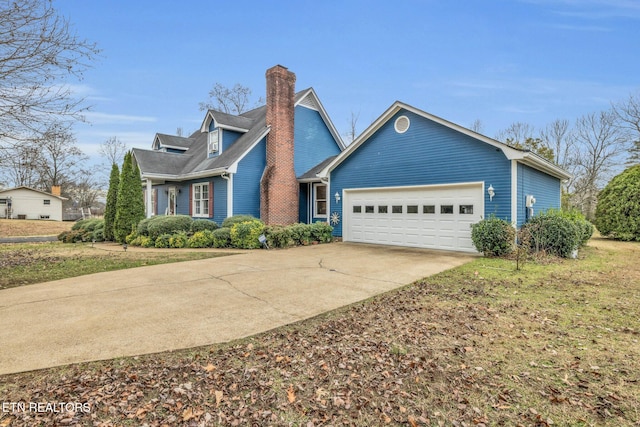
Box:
146 179 153 218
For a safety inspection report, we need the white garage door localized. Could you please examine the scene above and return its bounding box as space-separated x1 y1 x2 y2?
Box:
344 183 484 252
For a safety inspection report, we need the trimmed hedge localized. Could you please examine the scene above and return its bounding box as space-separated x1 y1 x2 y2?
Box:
191 219 219 233
222 215 258 228
146 215 193 240
60 219 105 243
471 217 515 257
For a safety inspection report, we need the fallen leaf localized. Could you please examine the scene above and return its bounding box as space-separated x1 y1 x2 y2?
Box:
182 408 194 421
204 363 216 372
408 415 418 427
287 384 296 403
214 390 223 407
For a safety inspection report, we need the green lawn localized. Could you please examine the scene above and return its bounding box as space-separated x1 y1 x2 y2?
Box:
0 242 233 289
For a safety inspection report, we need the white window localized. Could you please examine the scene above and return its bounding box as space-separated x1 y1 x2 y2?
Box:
193 182 209 217
208 129 220 154
313 183 327 217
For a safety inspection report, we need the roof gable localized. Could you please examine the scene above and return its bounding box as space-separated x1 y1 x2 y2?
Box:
295 88 345 150
319 101 571 181
0 186 68 200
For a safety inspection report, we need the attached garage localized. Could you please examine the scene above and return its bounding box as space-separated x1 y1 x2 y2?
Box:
344 183 483 252
318 101 571 253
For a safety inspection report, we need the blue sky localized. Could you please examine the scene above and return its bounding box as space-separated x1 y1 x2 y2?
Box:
55 0 640 163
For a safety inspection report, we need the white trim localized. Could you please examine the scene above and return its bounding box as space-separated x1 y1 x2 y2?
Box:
394 115 410 133
226 173 234 218
317 101 571 181
199 111 250 134
313 182 328 218
191 182 210 218
342 181 483 251
228 127 271 172
146 179 153 218
511 160 518 227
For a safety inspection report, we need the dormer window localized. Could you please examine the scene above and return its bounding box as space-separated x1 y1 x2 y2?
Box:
208 129 220 155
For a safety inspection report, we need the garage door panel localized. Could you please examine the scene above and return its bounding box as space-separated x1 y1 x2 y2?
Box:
345 184 483 253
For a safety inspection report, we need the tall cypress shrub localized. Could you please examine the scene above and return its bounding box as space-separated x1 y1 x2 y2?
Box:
103 163 119 241
114 152 145 243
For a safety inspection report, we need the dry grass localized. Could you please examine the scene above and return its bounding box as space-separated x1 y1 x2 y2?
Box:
1 237 639 426
0 219 73 237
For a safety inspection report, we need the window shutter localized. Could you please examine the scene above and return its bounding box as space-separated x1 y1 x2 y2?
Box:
209 181 214 218
189 185 193 216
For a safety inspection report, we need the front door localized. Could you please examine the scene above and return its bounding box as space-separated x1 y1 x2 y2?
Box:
168 187 177 215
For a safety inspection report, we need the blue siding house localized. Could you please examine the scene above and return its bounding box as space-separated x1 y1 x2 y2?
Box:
132 65 345 227
317 102 571 252
132 65 569 253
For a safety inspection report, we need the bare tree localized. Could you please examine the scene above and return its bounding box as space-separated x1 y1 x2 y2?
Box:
99 136 128 166
343 111 360 144
37 122 87 190
0 142 41 187
469 119 484 134
0 0 100 145
572 110 630 219
540 119 574 168
199 83 263 114
66 168 102 208
613 91 640 166
495 122 536 145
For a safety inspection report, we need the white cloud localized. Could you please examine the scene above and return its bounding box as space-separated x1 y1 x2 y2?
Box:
82 111 157 125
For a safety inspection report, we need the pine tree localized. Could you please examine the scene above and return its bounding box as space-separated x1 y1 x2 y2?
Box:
103 163 119 241
113 152 145 243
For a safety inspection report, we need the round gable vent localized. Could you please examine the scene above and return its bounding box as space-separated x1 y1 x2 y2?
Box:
394 115 410 134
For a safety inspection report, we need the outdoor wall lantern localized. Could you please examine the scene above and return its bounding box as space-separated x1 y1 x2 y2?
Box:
487 185 495 201
334 192 341 203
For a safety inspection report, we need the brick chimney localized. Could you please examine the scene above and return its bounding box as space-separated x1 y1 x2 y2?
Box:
51 185 61 196
260 65 298 225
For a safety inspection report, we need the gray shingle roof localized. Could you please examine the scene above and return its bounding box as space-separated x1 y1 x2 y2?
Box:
133 88 340 180
155 133 194 149
298 155 337 181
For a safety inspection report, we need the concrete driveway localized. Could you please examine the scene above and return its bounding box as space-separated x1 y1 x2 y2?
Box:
0 243 472 375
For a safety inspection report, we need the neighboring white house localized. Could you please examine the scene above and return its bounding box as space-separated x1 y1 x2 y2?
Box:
0 186 67 221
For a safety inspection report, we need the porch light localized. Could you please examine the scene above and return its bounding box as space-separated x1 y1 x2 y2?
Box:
334 192 341 203
123 243 128 252
487 185 495 201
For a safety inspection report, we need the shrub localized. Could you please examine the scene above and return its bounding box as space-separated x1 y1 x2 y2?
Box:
264 225 295 248
471 217 515 257
154 233 172 248
212 227 231 248
289 223 313 245
188 230 215 248
230 220 265 249
92 228 105 242
310 221 333 243
222 214 258 228
521 211 580 258
147 215 193 240
140 236 154 248
595 165 640 241
136 217 153 236
58 229 91 243
191 219 219 233
169 232 188 248
556 209 594 247
72 218 103 232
